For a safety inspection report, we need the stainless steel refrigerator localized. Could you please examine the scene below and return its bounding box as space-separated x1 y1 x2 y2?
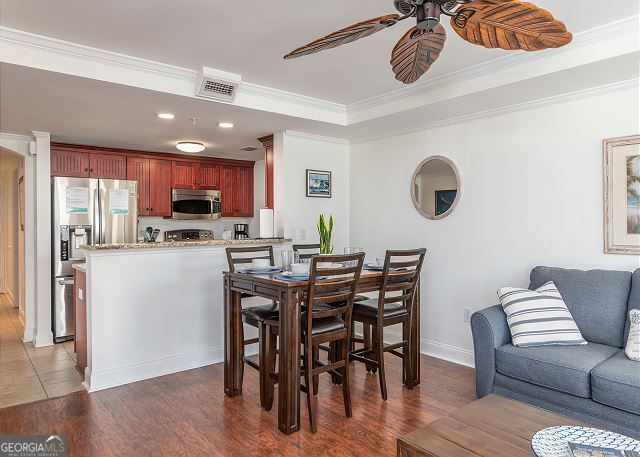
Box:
51 177 138 342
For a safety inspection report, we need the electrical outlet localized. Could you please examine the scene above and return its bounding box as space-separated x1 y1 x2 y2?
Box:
300 228 307 240
464 308 473 323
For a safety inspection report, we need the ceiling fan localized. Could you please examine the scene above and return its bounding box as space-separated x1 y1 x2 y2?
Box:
283 0 573 84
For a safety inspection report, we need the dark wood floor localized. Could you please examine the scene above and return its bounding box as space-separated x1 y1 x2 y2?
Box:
0 354 475 456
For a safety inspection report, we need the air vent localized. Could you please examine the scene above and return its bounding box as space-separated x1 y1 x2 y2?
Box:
240 147 259 152
195 67 241 102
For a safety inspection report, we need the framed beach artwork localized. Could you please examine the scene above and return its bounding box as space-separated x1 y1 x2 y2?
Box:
306 169 332 198
604 135 640 254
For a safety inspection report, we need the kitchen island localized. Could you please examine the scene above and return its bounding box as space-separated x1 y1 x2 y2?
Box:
78 239 290 392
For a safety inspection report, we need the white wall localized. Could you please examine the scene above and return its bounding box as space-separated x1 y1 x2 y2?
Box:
350 87 640 366
0 149 25 311
277 132 350 250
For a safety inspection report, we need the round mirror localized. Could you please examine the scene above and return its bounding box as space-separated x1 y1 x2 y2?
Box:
411 156 461 220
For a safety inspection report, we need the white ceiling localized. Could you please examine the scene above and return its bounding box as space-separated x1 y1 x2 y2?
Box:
0 63 349 160
1 0 637 104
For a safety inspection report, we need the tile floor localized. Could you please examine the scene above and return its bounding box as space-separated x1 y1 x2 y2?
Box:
0 294 84 409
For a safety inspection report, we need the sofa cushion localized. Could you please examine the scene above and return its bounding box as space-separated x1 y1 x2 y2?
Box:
625 269 640 343
496 343 619 398
529 266 632 348
592 351 640 415
498 281 587 347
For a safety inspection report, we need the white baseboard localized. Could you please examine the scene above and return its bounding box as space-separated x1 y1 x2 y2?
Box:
5 290 16 307
33 330 53 347
86 346 227 392
420 338 475 368
362 327 475 369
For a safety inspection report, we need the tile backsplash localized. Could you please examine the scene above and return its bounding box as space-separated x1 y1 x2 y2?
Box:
138 217 254 241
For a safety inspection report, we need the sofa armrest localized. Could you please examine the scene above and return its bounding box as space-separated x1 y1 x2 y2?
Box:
470 305 511 398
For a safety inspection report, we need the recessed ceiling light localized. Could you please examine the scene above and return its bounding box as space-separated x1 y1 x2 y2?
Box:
176 141 205 153
158 113 175 120
218 122 234 128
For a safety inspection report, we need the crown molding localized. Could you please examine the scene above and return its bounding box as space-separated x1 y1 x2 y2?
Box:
240 82 345 115
0 26 347 120
347 16 640 116
350 78 639 145
284 130 350 146
0 132 33 143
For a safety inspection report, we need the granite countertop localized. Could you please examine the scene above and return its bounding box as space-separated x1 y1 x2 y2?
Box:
80 238 292 251
72 263 86 272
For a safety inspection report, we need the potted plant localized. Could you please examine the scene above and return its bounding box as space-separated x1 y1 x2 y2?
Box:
317 214 334 267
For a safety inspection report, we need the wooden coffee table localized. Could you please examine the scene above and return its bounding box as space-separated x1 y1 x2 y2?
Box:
397 394 584 457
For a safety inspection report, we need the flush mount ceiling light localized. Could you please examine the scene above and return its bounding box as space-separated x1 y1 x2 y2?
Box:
218 122 234 128
157 113 175 120
176 141 205 153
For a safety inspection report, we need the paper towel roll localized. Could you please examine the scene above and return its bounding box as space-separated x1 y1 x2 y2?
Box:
259 208 274 238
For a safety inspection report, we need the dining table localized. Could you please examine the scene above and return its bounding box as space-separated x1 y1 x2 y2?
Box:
223 267 421 435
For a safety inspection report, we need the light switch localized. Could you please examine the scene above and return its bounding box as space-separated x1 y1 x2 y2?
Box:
78 289 84 301
300 228 307 240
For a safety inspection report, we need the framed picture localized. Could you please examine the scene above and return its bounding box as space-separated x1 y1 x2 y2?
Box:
435 189 457 216
306 169 332 198
604 135 640 254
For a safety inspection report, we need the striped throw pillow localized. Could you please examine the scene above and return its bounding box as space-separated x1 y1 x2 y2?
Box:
498 281 587 348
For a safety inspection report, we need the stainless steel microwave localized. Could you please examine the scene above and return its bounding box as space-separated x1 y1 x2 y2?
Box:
171 189 221 220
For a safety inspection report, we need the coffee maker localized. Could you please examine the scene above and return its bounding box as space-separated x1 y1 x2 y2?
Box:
234 224 249 240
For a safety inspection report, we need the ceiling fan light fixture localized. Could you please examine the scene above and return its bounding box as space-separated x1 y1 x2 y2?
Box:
176 141 205 153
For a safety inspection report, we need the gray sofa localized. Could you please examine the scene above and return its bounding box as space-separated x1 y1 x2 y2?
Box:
471 266 640 439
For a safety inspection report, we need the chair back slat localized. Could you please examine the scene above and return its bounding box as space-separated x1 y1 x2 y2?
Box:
225 246 275 273
292 244 320 261
375 249 426 318
303 253 365 341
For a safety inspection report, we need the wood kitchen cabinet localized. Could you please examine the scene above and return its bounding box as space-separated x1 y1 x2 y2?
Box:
89 153 127 179
220 165 254 217
51 149 90 177
196 163 219 189
172 161 219 190
148 159 172 216
171 161 195 189
52 148 126 179
127 157 172 217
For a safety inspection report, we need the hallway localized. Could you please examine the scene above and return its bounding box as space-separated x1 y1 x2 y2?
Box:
0 294 83 409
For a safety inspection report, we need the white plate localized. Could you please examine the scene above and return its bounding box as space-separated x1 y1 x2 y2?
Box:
239 266 281 274
364 263 384 269
531 426 640 457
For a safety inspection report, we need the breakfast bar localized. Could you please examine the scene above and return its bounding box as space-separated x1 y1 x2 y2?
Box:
78 239 290 392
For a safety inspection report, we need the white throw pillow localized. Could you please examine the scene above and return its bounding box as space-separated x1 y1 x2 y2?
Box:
498 281 587 348
626 309 640 362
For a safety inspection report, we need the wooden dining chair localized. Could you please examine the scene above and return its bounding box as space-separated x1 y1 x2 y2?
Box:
299 252 365 432
225 245 280 408
350 248 426 400
293 244 368 359
292 243 320 261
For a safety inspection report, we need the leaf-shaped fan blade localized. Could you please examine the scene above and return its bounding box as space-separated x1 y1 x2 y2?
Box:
284 14 400 59
451 0 572 51
391 25 447 84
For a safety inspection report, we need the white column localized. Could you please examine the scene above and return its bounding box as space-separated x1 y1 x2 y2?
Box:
22 150 37 342
32 131 52 347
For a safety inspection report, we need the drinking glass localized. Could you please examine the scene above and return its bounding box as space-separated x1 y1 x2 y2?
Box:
343 247 364 267
281 250 295 272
